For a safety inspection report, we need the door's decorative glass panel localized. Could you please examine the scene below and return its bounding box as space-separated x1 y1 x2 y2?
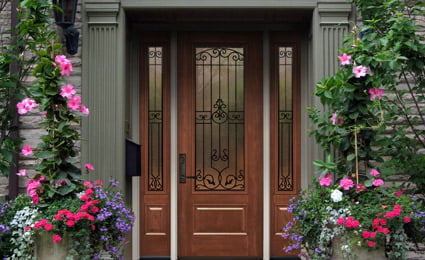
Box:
278 47 294 191
195 47 245 191
148 47 163 191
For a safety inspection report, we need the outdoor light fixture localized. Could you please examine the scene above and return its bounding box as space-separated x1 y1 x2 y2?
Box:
53 0 79 55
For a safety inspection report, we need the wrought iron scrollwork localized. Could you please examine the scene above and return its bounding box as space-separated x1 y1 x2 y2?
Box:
195 47 245 191
278 47 294 191
147 47 164 191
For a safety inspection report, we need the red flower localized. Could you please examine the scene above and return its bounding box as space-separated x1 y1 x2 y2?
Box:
385 211 394 219
370 232 377 238
44 223 53 231
85 189 93 196
81 204 89 212
362 231 370 239
52 234 62 243
379 218 387 226
66 220 75 227
372 218 379 228
80 195 90 202
337 218 345 225
368 240 377 247
403 216 411 223
91 206 99 213
94 179 103 187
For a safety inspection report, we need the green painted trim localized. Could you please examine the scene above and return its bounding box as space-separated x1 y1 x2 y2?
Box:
120 0 318 9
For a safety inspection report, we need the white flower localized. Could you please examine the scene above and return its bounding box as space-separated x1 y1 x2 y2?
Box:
330 189 343 202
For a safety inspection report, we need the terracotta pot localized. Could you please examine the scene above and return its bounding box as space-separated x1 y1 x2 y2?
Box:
35 232 70 260
331 235 387 260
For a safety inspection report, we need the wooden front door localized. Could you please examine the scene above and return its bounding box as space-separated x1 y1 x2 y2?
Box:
177 33 263 258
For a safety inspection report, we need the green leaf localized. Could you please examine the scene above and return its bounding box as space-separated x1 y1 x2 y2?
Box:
58 183 76 196
346 153 356 161
35 151 55 159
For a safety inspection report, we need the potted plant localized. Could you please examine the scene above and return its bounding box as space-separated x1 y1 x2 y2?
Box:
283 11 425 259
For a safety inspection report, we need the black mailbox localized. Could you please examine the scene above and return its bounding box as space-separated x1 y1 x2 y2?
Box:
125 139 141 177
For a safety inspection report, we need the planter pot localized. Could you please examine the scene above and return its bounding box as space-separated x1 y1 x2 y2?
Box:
331 235 387 260
35 232 70 260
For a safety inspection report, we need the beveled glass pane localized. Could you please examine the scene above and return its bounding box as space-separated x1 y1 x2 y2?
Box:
278 47 293 191
194 47 245 191
148 47 163 191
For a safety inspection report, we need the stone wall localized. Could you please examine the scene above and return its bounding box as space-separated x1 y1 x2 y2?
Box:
0 1 11 201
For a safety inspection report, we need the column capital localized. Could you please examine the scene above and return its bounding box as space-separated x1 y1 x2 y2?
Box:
317 1 353 25
84 1 120 24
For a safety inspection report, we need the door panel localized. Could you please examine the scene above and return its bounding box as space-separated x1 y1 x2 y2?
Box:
178 33 263 258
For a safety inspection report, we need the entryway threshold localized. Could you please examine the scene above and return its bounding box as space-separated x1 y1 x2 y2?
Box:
140 257 300 260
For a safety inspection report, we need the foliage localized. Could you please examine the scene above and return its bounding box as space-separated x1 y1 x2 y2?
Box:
353 0 425 197
310 0 425 195
0 195 32 258
0 0 46 175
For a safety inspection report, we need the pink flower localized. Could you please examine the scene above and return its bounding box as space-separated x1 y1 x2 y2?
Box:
380 218 387 226
67 95 81 111
339 178 354 190
370 232 377 238
369 169 380 177
403 216 411 223
17 169 26 176
352 65 367 78
337 217 345 225
368 241 377 247
55 55 73 76
55 55 67 64
91 206 99 213
52 234 62 243
330 112 343 125
369 88 384 100
85 163 94 171
21 145 33 156
80 105 89 115
338 53 352 65
84 181 93 188
60 84 76 99
60 61 72 76
372 179 384 187
17 98 39 115
41 111 47 116
26 178 41 204
319 173 333 186
24 226 31 232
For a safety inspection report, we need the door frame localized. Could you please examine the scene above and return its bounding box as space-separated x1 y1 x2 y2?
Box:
134 28 306 259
